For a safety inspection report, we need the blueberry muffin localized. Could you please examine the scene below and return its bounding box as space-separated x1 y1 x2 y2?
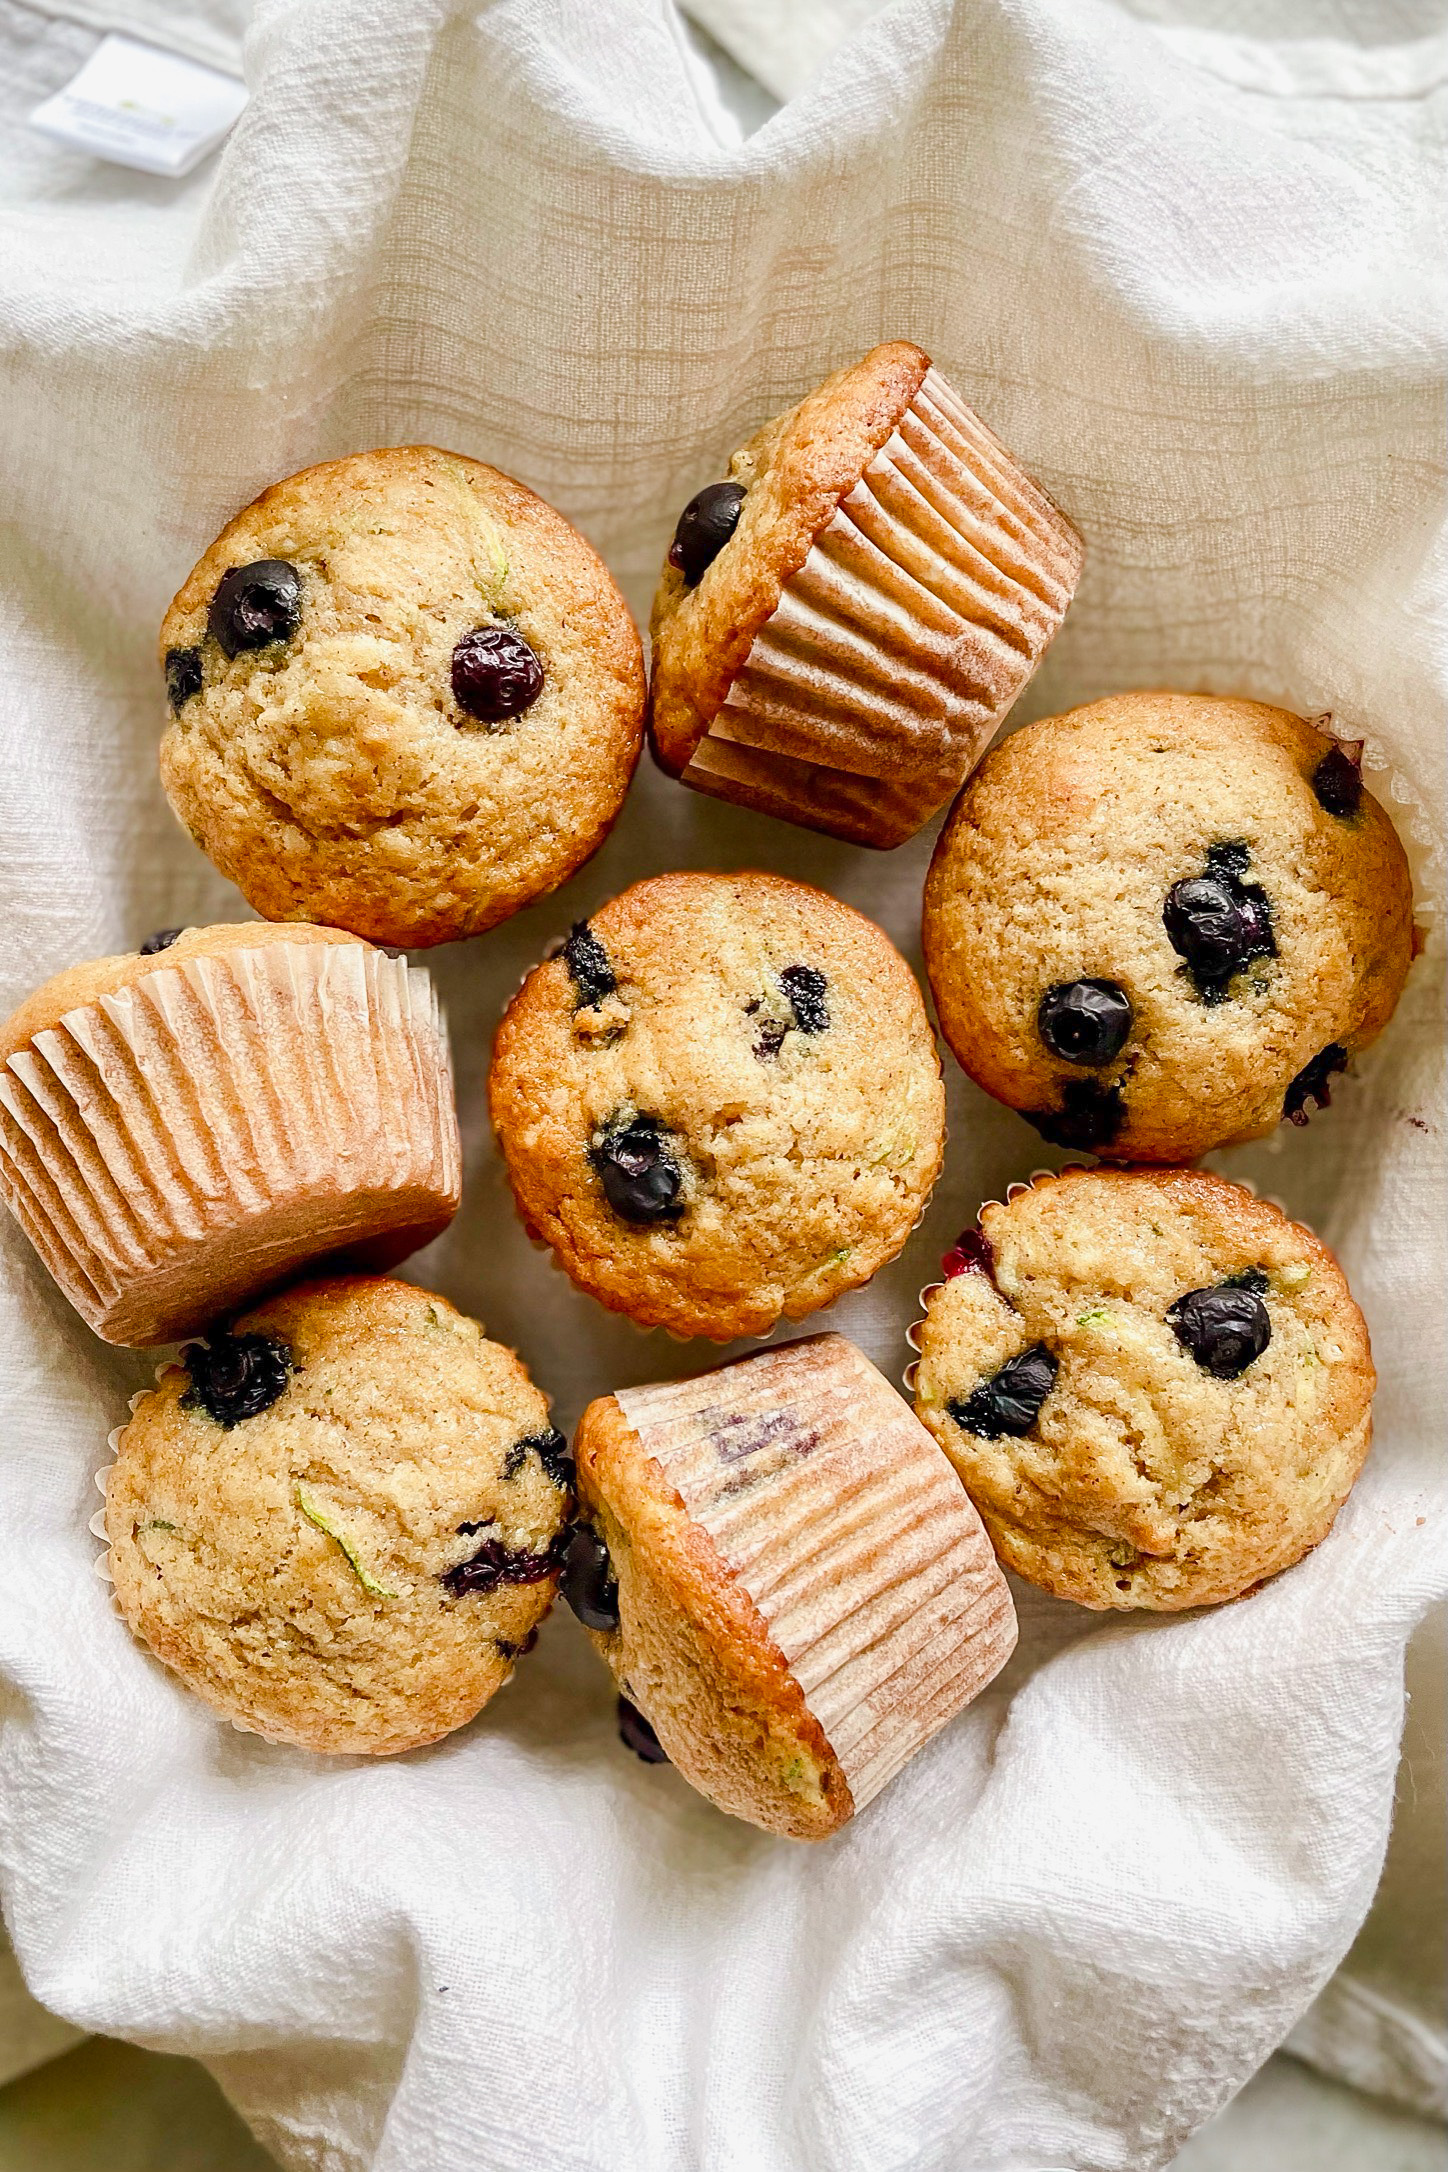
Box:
922 692 1415 1161
489 871 945 1340
159 448 645 947
911 1166 1374 1611
648 341 1082 848
106 1277 571 1753
0 923 459 1345
565 1334 1016 1838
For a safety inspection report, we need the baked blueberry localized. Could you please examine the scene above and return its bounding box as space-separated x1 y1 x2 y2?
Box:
1166 1281 1271 1379
1037 979 1132 1065
180 1327 293 1428
137 927 184 955
440 1529 569 1598
208 561 302 658
563 921 616 1009
164 646 203 711
502 1427 574 1491
1025 1078 1125 1152
749 1006 790 1061
1312 744 1363 819
1163 843 1276 1003
949 1344 1058 1438
590 1113 684 1224
450 625 545 723
1284 1043 1348 1127
667 481 746 588
617 1694 670 1764
942 1227 995 1279
561 1524 620 1631
779 963 829 1035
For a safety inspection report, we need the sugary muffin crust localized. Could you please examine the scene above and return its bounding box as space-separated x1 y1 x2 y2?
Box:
159 447 645 947
489 871 945 1340
913 1166 1375 1611
922 692 1415 1161
107 1277 571 1754
649 341 932 775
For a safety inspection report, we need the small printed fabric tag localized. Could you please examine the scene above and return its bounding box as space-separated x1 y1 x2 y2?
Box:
29 33 247 178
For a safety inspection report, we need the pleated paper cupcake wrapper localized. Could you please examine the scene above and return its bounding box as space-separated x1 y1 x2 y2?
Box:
681 366 1084 848
902 1164 1319 1395
0 942 460 1346
615 1333 1017 1812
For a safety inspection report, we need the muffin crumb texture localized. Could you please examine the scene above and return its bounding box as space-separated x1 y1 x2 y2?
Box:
913 1166 1374 1610
489 872 945 1340
106 1277 570 1753
159 447 645 947
922 691 1414 1161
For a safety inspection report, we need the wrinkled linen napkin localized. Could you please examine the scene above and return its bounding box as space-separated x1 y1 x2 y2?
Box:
0 1 1444 2166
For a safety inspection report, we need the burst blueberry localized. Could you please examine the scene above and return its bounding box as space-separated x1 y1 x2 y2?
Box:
563 921 617 1009
164 645 203 710
1163 843 1276 1002
441 1530 570 1599
618 1694 670 1765
181 1328 293 1427
949 1344 1058 1439
779 963 829 1035
450 625 544 723
138 928 184 956
208 561 302 658
1283 1043 1348 1127
591 1114 684 1224
667 481 746 588
1025 1078 1125 1152
1037 979 1132 1066
502 1427 575 1491
561 1525 620 1631
1312 744 1363 819
1167 1282 1271 1379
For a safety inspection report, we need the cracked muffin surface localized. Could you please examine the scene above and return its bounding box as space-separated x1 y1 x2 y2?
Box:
921 691 1414 1160
913 1165 1374 1610
106 1276 571 1753
488 871 945 1340
159 447 645 947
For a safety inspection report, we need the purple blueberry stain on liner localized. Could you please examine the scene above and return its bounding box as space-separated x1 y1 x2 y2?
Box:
618 1695 670 1765
1284 1044 1348 1126
180 1329 293 1428
668 481 746 588
208 561 302 658
451 625 544 724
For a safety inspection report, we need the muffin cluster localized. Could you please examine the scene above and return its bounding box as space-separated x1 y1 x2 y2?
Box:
0 343 1418 1837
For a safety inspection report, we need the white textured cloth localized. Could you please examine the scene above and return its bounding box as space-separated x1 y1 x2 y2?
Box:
0 2 1444 2167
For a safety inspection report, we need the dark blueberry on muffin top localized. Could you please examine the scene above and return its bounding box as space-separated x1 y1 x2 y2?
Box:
591 1114 684 1224
1037 979 1132 1065
1163 843 1276 1003
1167 1280 1271 1379
949 1345 1058 1439
1312 743 1363 819
561 1525 620 1631
451 625 544 723
164 646 203 711
180 1328 293 1427
208 561 302 658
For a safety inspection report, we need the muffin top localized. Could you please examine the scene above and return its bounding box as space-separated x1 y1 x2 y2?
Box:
913 1166 1374 1611
922 691 1415 1161
159 447 645 948
106 1277 572 1754
648 342 932 776
1 921 358 1063
489 872 945 1341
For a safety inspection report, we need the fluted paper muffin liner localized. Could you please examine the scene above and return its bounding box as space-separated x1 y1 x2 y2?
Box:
0 943 460 1345
681 367 1083 848
616 1333 1016 1812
